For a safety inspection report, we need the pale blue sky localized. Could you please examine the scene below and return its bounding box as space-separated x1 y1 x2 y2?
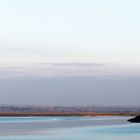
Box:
0 0 140 69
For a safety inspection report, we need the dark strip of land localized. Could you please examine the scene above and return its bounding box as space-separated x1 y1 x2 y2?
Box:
0 112 139 117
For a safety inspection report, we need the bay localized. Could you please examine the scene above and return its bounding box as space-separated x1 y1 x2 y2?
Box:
0 116 139 140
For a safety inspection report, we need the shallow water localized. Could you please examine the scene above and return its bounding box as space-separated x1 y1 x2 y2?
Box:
0 116 140 140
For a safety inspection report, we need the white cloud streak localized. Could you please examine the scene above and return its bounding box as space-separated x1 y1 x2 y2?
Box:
0 63 140 78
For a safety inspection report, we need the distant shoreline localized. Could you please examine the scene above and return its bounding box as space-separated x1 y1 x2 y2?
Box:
0 112 138 117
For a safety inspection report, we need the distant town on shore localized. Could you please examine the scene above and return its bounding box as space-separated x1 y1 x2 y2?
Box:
0 105 139 114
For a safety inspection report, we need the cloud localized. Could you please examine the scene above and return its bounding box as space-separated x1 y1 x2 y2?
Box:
0 63 103 78
0 62 140 78
39 62 103 67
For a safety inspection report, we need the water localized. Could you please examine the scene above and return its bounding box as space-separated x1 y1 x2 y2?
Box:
0 116 140 140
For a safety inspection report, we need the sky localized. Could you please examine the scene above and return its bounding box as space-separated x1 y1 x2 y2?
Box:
0 0 140 106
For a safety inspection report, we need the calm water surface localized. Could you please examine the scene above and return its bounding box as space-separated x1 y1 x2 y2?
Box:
0 116 140 140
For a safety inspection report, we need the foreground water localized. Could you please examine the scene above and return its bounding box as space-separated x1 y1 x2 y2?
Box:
0 116 140 140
